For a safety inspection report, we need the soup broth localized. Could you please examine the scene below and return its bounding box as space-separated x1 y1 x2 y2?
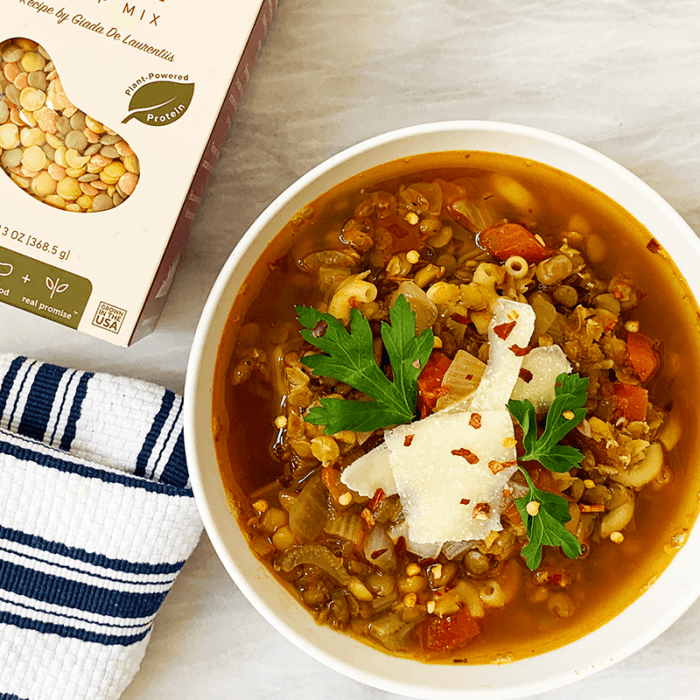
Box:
213 151 700 663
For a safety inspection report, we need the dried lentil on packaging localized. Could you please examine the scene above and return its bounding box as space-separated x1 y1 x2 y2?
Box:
0 38 140 212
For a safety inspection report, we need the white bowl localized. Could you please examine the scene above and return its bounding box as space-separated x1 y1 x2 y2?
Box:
184 121 700 699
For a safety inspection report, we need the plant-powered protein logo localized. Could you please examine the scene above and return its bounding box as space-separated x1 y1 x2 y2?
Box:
123 79 194 126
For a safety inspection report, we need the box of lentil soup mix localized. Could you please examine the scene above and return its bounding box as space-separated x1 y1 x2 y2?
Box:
0 0 276 345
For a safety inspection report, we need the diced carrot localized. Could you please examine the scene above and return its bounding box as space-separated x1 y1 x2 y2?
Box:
417 351 451 418
420 607 481 652
611 382 648 422
627 332 659 382
479 223 556 263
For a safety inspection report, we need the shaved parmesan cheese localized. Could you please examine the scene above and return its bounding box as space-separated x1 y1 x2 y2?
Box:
385 410 517 543
340 443 397 497
510 345 571 412
339 297 536 548
470 298 536 411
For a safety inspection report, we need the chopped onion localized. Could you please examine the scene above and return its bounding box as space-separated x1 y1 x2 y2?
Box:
289 475 330 542
389 281 438 334
324 512 365 546
364 525 396 571
442 540 475 560
435 350 486 412
367 612 420 652
529 292 557 341
279 544 350 585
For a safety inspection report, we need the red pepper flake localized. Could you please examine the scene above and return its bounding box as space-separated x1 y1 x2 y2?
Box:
465 373 473 380
404 434 415 447
348 295 359 308
468 413 482 429
361 507 376 528
534 570 572 587
488 460 505 474
646 238 662 254
579 503 605 513
451 447 479 464
518 368 533 383
473 503 491 520
501 460 517 469
369 488 386 513
509 344 531 357
395 536 407 558
460 498 471 506
502 488 512 498
450 313 471 325
493 321 517 341
370 548 388 560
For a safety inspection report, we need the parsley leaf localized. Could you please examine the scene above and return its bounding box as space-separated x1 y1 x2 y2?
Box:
515 468 583 570
296 295 434 434
507 373 589 473
508 373 589 569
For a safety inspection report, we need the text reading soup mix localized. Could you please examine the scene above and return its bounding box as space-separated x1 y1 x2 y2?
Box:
213 151 700 663
0 38 139 213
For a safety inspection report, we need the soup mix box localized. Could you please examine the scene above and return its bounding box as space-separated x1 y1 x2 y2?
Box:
0 0 276 345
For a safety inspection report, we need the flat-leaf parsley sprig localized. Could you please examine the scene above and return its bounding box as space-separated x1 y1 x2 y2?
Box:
507 373 589 569
296 295 434 434
514 470 583 570
507 373 589 473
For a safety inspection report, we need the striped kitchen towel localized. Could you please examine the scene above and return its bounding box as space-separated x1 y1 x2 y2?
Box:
0 354 203 700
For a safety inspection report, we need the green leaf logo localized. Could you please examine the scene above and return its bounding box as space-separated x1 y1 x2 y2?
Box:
122 81 194 127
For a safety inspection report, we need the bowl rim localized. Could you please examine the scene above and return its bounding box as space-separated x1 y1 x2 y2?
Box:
184 120 700 699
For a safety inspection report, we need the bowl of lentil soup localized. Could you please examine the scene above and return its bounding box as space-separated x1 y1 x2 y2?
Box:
185 121 700 698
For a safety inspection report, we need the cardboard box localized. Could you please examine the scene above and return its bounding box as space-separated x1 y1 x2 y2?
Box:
0 0 276 345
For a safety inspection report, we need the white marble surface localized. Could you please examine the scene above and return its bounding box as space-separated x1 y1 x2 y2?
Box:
2 0 700 698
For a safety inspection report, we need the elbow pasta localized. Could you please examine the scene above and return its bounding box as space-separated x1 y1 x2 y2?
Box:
472 262 507 312
328 271 377 323
479 580 507 608
504 255 529 279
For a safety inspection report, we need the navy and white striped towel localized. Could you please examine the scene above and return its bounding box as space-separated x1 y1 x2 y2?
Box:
0 354 203 700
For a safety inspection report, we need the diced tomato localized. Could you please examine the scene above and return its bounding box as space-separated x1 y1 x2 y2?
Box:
417 351 451 418
627 332 659 382
611 382 648 422
420 607 481 652
479 223 556 263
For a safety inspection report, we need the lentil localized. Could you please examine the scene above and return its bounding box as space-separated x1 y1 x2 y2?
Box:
0 38 140 212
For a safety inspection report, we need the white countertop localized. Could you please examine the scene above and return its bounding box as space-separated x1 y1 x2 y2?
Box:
2 1 700 698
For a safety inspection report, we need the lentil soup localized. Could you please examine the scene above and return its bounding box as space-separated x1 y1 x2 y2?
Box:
212 151 700 663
